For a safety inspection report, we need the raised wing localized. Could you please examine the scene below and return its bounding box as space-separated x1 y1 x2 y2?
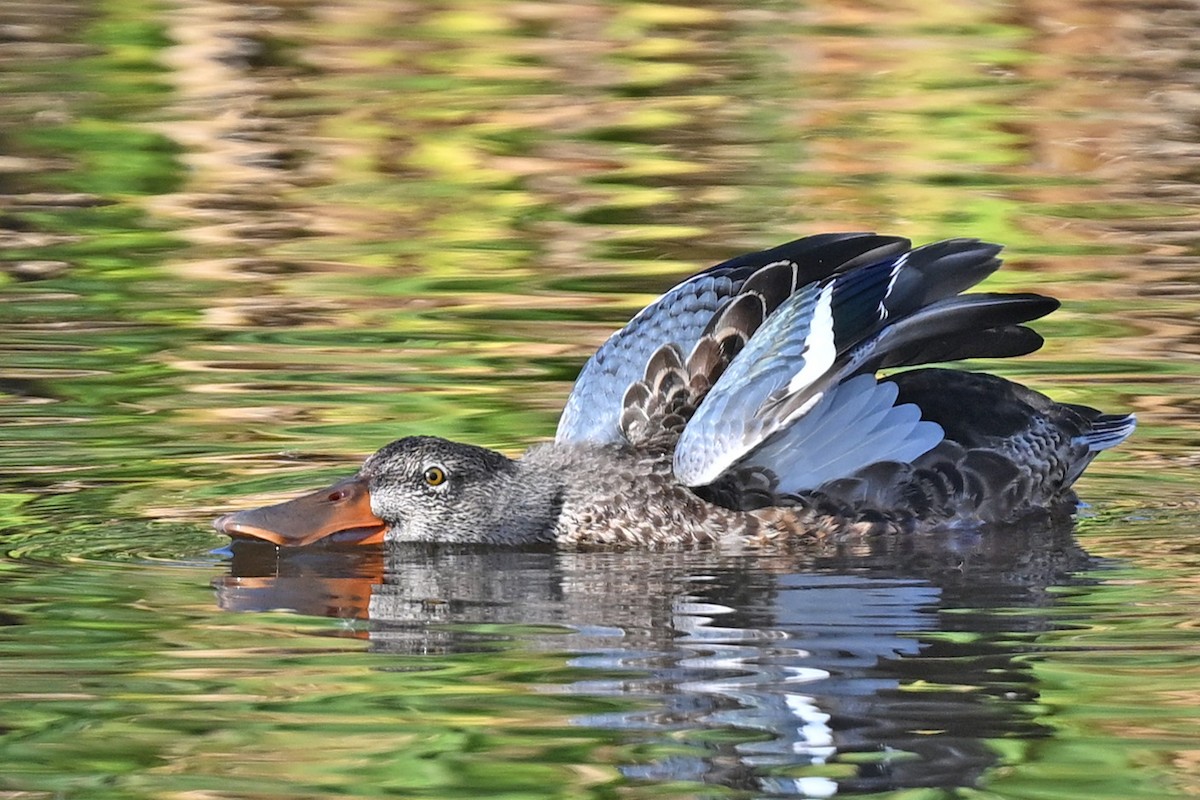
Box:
673 239 1058 491
555 233 911 444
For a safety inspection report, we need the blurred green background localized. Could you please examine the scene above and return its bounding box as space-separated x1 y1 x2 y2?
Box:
0 1 1196 798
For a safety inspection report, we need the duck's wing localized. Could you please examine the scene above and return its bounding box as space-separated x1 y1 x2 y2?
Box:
555 233 911 445
673 239 1059 492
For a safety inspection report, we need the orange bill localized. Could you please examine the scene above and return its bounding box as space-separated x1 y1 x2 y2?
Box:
213 476 387 546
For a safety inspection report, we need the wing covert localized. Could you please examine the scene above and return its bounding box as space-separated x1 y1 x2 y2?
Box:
555 234 910 444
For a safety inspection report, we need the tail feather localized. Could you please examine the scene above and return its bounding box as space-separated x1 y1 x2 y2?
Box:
1081 413 1137 452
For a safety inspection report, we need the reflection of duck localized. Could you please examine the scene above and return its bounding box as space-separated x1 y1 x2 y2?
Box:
214 233 1135 546
215 538 1092 795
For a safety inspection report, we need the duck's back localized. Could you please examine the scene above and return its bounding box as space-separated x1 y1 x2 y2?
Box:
794 368 1136 528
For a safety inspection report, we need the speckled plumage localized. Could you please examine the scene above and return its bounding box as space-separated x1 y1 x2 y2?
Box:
214 233 1136 549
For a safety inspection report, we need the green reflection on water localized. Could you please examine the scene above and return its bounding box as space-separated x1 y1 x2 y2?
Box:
0 562 638 799
0 0 1197 799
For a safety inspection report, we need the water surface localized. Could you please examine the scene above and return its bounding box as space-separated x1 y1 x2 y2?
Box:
1 1 1198 798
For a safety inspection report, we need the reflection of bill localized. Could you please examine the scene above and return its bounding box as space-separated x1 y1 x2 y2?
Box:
213 525 1093 796
216 543 384 623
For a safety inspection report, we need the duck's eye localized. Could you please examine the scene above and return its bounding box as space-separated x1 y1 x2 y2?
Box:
423 466 447 487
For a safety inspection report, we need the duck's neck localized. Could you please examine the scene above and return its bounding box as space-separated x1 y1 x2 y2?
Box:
486 446 571 544
517 441 685 546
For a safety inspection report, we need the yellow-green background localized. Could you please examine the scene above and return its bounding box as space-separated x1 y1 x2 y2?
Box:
0 1 1196 798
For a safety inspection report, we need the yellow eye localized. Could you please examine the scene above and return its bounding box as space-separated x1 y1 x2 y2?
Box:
423 466 447 487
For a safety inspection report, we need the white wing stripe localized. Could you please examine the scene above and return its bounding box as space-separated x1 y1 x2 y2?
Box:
878 251 907 320
785 284 836 396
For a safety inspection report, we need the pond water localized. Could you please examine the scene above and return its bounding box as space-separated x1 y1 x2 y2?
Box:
1 0 1198 798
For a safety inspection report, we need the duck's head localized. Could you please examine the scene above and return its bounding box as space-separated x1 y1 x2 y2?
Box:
214 436 528 546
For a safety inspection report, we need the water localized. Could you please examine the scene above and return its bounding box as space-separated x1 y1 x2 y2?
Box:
1 0 1198 797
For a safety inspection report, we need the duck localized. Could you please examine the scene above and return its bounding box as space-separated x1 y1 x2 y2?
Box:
214 233 1136 548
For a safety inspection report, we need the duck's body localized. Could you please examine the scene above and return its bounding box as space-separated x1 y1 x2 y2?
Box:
215 233 1135 548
